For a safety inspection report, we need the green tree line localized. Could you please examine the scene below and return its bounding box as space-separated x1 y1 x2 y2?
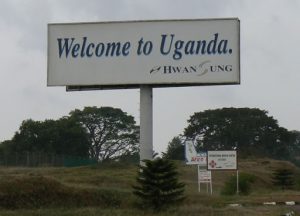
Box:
1 107 299 165
0 106 139 162
163 108 300 165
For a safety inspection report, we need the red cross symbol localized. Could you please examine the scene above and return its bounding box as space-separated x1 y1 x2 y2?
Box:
209 160 217 168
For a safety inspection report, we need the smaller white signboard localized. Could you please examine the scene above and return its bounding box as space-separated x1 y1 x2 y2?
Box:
198 170 211 183
198 167 212 194
185 141 207 166
207 150 237 170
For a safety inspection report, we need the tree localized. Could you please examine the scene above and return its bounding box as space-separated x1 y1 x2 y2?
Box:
69 106 139 161
184 108 292 159
289 130 300 165
7 117 89 157
162 136 184 160
53 117 90 156
133 158 185 211
291 130 300 147
0 140 13 155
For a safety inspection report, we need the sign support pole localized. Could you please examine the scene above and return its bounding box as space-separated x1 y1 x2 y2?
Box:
236 170 239 195
198 165 201 192
140 85 153 164
210 178 213 195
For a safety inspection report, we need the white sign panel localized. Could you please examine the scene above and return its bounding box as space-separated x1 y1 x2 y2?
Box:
47 18 240 88
198 170 211 183
207 150 237 170
185 141 207 165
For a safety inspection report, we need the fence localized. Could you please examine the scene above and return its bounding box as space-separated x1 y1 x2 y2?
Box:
0 152 97 167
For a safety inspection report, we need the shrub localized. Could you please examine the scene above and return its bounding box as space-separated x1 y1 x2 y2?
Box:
132 158 185 211
272 168 295 190
221 172 255 195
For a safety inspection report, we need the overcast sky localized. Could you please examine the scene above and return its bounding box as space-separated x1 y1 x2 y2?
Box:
0 0 299 154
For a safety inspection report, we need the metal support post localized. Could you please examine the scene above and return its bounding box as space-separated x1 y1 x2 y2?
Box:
237 170 239 195
140 85 153 164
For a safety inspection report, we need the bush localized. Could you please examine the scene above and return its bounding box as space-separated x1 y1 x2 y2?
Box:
132 158 185 211
221 172 255 195
272 168 295 190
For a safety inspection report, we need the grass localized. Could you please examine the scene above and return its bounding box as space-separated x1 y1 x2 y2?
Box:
0 159 299 215
0 206 296 216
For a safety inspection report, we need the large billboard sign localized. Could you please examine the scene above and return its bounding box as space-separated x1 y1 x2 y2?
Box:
47 18 240 89
207 150 237 170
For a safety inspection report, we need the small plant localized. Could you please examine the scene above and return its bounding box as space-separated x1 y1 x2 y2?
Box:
132 158 185 212
272 168 295 190
221 172 255 195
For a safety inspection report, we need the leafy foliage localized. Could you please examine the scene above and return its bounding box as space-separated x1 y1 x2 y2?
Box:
0 106 139 162
133 158 185 211
70 106 139 161
221 172 256 195
184 107 293 160
1 117 89 157
272 168 295 190
289 130 300 166
162 136 184 160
